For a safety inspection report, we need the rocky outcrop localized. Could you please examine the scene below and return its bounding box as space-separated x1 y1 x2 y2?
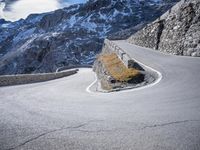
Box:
0 0 178 75
108 23 146 40
128 0 200 56
93 49 144 92
93 39 156 92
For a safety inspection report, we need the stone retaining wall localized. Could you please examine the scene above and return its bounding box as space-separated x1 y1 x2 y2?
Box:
0 69 78 86
93 39 157 92
104 39 135 68
128 0 200 57
56 65 92 72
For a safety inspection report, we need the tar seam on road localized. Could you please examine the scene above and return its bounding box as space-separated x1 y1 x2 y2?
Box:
140 120 200 130
5 120 103 150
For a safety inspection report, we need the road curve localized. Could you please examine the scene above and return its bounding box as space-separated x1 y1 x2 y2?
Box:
0 41 200 150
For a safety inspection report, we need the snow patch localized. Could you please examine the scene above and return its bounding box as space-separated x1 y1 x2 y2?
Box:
13 28 36 44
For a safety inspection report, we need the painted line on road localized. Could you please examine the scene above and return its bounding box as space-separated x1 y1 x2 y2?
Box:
86 56 162 94
124 56 162 92
86 71 98 94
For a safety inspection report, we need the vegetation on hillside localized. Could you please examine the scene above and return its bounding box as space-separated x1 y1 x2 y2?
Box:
99 53 140 82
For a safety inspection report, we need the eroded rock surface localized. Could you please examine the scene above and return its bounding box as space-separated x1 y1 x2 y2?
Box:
128 0 200 56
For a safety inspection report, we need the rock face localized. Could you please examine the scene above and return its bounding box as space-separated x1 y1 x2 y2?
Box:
128 0 200 56
0 0 178 75
108 22 146 40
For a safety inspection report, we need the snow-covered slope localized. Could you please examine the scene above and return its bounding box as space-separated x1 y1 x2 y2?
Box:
0 0 178 75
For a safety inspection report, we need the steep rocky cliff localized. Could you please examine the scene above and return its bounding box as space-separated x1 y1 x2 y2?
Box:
0 0 177 75
128 0 200 56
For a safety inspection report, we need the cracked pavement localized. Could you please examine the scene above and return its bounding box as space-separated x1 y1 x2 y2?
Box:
0 41 200 150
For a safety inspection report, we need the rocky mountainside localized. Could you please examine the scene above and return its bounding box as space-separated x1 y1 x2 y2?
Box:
128 0 200 56
0 0 178 75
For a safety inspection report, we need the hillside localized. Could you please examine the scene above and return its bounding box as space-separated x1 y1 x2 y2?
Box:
128 0 200 57
0 0 177 75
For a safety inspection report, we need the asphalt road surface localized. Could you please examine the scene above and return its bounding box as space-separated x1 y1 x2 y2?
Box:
0 41 200 150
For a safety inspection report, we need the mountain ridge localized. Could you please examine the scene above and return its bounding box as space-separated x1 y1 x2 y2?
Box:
0 0 178 75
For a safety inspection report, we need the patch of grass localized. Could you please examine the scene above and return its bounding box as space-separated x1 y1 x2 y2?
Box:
99 53 140 82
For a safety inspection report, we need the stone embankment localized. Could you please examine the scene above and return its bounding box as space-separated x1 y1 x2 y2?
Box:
128 0 200 57
93 39 155 92
0 69 78 86
103 39 140 69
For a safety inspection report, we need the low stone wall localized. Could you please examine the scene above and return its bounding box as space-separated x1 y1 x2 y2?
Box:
104 39 135 68
56 65 92 72
0 69 78 86
107 23 146 40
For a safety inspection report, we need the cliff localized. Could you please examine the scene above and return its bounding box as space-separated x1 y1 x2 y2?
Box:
128 0 200 56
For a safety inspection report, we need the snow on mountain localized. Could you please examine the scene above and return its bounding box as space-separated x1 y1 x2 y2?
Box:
0 0 178 75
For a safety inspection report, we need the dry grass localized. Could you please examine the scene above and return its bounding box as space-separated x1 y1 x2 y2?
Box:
99 53 140 82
